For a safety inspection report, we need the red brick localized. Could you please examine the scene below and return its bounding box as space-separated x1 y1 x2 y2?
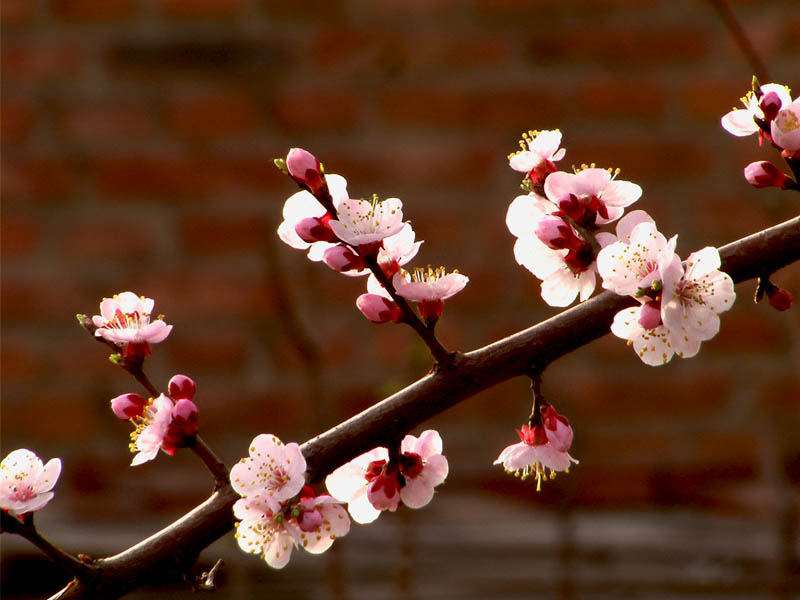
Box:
178 213 270 253
261 0 345 20
166 333 248 371
1 0 36 24
692 192 776 245
1 99 34 144
526 27 708 67
1 40 84 83
51 0 137 20
1 279 83 323
158 0 250 18
94 156 209 199
0 213 39 258
683 80 751 121
0 338 38 384
273 88 359 133
58 101 154 144
57 217 156 259
576 80 666 119
206 155 284 194
1 158 77 202
166 90 260 140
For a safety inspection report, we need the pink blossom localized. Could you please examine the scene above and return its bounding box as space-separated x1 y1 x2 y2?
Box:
392 266 469 303
110 392 148 420
92 291 172 350
325 430 449 524
743 161 794 189
277 174 349 261
721 83 792 137
544 167 642 226
329 196 406 248
356 293 403 323
771 97 800 152
168 374 196 401
508 129 566 182
230 434 307 503
377 223 423 277
286 148 326 196
494 424 577 491
233 491 350 569
130 394 174 466
0 449 61 516
541 405 574 453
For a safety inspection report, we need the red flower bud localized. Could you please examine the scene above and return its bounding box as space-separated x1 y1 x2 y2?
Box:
168 374 196 401
295 216 338 244
743 161 794 189
286 148 327 197
110 392 147 420
356 294 403 323
767 286 793 311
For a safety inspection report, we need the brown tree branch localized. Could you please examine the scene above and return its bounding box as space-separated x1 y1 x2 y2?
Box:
49 215 800 599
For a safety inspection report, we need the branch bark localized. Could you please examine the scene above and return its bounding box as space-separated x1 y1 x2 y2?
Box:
49 216 800 599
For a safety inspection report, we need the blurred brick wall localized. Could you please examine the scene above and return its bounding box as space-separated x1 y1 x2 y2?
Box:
2 0 799 539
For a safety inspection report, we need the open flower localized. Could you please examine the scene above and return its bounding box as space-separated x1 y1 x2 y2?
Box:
392 266 469 325
277 174 349 261
1 449 62 516
325 430 449 524
544 167 642 227
129 394 174 466
508 129 566 183
494 424 577 491
231 434 307 503
92 292 172 353
329 196 406 248
771 96 800 152
234 488 350 569
721 83 792 137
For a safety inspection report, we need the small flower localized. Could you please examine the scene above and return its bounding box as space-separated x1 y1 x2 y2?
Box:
771 97 800 152
721 83 792 137
508 129 566 183
392 266 469 325
286 148 327 196
544 167 642 226
1 449 62 516
377 223 423 277
230 434 307 503
325 430 449 524
233 490 350 569
743 161 795 189
494 424 577 491
277 174 349 261
130 394 174 466
92 292 172 353
329 196 406 248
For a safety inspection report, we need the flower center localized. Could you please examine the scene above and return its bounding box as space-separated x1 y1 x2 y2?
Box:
108 308 150 331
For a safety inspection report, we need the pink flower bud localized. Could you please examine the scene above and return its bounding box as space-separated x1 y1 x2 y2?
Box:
295 216 338 244
637 300 663 329
163 399 199 450
743 161 794 189
110 392 148 420
297 507 324 532
767 286 793 311
323 244 366 273
168 374 196 401
535 215 579 250
286 148 327 196
356 294 402 323
759 90 783 122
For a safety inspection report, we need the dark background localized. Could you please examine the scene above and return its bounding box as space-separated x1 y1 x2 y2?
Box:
2 0 799 597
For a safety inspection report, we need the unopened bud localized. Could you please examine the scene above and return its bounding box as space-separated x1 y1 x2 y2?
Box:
766 285 793 311
297 507 324 532
168 374 196 401
323 244 366 273
295 216 338 243
110 392 148 420
356 294 403 323
535 215 577 250
759 91 783 122
744 161 794 189
286 148 327 196
637 300 663 330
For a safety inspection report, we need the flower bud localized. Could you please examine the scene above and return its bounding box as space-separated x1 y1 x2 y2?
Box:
366 466 402 511
297 507 324 532
535 215 579 250
295 216 338 244
637 300 663 330
759 90 783 122
417 299 444 327
356 294 403 323
743 161 794 189
323 244 366 273
171 399 199 436
767 286 793 311
286 148 327 196
110 392 148 420
168 374 196 401
541 405 574 452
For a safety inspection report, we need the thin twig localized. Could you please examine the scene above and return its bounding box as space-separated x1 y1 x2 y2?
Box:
191 436 229 489
707 0 770 82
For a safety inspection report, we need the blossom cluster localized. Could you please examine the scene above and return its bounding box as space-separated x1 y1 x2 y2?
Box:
278 148 468 328
506 130 736 366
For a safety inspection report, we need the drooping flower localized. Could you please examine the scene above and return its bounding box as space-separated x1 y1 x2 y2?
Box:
328 196 406 250
721 83 792 137
277 174 349 261
91 292 172 354
0 449 62 516
230 434 307 504
771 97 800 152
494 423 577 491
325 430 449 524
543 167 642 226
233 488 350 569
508 129 566 183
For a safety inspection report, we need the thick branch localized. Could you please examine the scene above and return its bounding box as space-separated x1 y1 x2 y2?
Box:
50 216 800 599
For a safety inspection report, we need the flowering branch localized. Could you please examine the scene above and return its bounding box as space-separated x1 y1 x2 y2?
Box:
47 214 798 599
